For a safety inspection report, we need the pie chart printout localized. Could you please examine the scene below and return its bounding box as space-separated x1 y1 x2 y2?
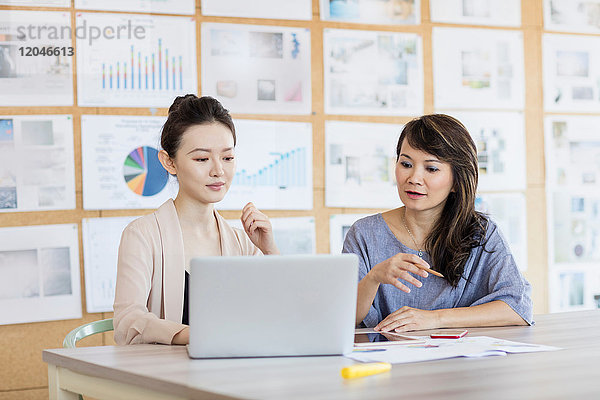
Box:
123 146 168 196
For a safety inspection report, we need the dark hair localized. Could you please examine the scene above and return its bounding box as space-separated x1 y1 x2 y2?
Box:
396 114 488 287
160 94 236 157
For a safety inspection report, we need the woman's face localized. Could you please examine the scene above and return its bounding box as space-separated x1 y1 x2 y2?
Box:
166 122 236 205
395 140 454 215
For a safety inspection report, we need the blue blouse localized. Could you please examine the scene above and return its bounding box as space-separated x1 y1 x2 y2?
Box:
342 213 533 327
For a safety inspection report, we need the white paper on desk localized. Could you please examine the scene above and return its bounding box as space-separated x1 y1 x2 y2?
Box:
347 336 561 364
354 341 425 348
477 337 561 354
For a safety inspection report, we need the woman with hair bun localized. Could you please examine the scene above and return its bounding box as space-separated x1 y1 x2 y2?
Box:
343 114 532 332
113 95 279 345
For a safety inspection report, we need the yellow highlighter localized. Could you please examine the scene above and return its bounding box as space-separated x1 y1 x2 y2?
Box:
341 362 392 379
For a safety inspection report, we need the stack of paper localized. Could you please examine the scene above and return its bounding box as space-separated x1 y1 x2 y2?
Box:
348 336 560 364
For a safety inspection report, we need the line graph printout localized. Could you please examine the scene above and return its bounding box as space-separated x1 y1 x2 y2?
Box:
439 111 526 192
430 0 521 27
76 12 197 107
217 119 313 210
323 28 423 116
543 34 600 113
0 224 81 325
82 216 138 313
433 27 524 109
75 0 195 14
475 192 527 271
0 11 73 106
201 23 311 115
0 115 75 212
201 0 312 20
228 216 316 255
81 115 178 210
325 121 400 208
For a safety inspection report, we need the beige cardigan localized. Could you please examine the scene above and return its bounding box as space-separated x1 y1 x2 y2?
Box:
113 199 261 345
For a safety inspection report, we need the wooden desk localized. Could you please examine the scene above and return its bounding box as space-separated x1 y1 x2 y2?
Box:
43 310 600 400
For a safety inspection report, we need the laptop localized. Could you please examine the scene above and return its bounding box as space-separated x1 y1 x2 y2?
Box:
187 254 358 358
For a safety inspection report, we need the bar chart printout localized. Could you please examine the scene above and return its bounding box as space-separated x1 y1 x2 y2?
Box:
100 40 184 92
77 12 197 107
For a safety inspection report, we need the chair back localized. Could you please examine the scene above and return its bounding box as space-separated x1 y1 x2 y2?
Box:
63 318 114 348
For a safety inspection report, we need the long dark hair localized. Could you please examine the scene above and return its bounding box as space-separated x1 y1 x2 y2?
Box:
396 114 488 287
160 94 236 158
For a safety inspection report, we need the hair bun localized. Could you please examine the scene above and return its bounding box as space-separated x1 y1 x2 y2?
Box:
161 95 236 158
168 94 198 114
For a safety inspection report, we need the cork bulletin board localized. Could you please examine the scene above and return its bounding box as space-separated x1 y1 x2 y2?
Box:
0 1 562 397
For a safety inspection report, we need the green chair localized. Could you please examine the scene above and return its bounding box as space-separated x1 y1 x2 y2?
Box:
63 318 114 400
63 318 114 348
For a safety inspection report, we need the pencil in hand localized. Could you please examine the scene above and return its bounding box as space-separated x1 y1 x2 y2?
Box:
406 253 444 278
416 263 444 278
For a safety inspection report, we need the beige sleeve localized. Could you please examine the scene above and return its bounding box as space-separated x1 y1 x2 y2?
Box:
113 222 186 345
233 227 264 256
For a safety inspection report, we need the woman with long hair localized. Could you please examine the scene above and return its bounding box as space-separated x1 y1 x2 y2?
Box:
343 114 532 332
